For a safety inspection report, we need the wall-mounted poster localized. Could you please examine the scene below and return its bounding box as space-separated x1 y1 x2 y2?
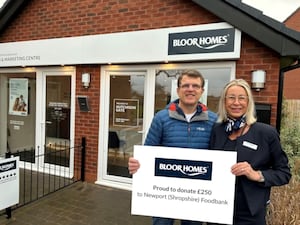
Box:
9 78 29 116
113 99 139 127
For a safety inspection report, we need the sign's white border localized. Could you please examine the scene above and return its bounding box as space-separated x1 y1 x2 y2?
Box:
131 145 237 224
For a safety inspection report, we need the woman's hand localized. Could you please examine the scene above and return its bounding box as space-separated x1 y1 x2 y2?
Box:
231 162 263 182
128 157 140 174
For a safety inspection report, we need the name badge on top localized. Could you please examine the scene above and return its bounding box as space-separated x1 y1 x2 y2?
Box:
242 141 258 150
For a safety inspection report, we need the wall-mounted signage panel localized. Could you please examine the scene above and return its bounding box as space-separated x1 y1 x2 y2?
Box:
168 28 235 55
0 22 241 67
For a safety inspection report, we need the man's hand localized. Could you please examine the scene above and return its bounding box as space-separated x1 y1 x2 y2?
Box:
128 157 140 174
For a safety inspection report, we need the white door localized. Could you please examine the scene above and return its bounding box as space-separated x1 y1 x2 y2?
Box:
0 71 36 159
98 68 151 189
0 67 75 176
37 68 75 176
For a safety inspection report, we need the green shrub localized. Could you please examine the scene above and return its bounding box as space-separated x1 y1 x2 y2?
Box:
280 99 300 179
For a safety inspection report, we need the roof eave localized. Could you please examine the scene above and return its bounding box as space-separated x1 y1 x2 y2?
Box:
192 0 300 57
0 0 28 34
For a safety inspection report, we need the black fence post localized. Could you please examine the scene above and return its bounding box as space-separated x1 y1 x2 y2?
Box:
81 137 86 181
5 151 12 219
5 151 11 158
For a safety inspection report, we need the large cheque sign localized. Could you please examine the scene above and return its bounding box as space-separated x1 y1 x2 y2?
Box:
131 145 237 224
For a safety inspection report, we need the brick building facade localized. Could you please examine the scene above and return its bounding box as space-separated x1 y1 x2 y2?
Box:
284 8 300 99
0 0 299 188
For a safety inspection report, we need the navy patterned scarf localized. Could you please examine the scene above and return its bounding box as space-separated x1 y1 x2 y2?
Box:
225 115 246 135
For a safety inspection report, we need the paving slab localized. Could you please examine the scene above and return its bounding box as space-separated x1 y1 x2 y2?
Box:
0 182 151 225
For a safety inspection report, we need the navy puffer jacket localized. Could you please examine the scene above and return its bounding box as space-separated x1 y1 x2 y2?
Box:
144 99 217 149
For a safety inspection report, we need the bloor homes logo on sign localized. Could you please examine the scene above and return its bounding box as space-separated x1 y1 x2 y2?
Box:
168 28 235 55
154 158 212 180
0 160 17 173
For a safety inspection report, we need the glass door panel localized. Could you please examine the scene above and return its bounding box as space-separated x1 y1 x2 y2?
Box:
107 73 144 178
44 76 71 167
0 73 36 162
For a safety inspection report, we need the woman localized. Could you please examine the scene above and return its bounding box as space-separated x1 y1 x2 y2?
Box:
209 79 291 225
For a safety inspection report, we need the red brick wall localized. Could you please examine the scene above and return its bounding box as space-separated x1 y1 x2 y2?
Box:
237 34 280 125
284 69 300 99
75 65 101 182
0 0 220 42
0 0 281 181
285 8 300 32
284 9 300 100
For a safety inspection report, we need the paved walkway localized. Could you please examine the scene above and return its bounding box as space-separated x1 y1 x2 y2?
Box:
0 182 153 225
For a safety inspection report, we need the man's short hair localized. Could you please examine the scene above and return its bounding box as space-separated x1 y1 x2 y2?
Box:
177 69 205 88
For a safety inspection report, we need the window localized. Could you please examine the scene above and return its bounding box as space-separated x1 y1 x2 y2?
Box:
154 63 234 113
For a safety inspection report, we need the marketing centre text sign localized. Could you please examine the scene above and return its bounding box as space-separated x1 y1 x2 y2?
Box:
0 157 20 210
0 23 241 67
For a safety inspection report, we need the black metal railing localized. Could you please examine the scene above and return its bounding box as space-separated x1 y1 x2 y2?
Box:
1 137 86 218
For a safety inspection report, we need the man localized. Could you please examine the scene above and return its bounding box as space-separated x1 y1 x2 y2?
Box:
128 69 217 225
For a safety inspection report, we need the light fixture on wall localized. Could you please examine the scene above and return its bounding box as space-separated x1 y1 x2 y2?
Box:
82 73 90 88
251 70 266 91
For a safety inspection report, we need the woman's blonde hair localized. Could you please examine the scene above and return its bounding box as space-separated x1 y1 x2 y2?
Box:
217 79 257 124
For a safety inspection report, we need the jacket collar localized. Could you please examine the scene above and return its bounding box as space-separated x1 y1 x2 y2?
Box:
168 99 207 114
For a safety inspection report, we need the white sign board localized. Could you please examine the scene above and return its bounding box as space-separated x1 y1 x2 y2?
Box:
0 157 20 210
0 22 241 67
131 145 237 224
